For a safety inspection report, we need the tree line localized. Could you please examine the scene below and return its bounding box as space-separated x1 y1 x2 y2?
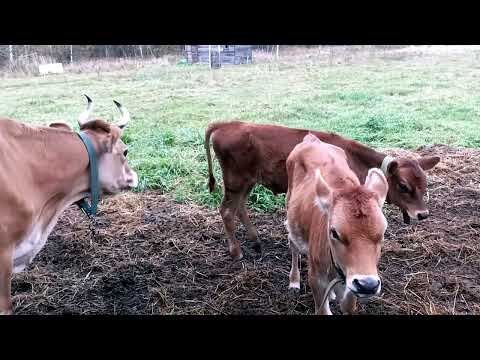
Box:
0 45 404 69
0 45 186 67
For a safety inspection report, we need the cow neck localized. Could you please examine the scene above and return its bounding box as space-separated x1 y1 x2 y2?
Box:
312 131 389 178
75 131 100 216
351 145 386 170
338 139 388 182
32 129 93 209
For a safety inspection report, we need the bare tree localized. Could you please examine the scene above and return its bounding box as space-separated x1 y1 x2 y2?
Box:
0 45 185 69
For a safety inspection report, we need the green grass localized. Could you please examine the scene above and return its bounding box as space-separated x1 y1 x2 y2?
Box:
1 48 479 212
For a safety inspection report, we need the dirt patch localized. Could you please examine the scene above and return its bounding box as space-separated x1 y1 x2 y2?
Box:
11 145 480 314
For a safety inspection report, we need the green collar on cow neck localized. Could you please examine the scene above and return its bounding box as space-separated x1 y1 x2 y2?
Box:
76 131 100 217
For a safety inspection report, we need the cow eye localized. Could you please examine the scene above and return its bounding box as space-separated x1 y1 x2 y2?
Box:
123 149 128 157
330 228 340 241
398 183 409 193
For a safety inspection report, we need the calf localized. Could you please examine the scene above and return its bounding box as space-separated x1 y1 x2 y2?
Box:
0 95 138 314
286 134 388 315
205 121 439 260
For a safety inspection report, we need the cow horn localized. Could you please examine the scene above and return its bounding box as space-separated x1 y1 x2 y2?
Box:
113 100 130 129
78 94 93 126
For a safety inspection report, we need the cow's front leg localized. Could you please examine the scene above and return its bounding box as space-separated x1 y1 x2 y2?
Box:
0 245 13 315
237 201 260 252
309 272 331 315
219 189 243 260
288 237 301 290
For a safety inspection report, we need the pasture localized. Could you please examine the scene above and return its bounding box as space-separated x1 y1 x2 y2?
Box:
3 46 480 314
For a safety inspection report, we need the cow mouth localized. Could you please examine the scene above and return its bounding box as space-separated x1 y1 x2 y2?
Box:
101 187 123 196
349 287 378 299
402 210 411 224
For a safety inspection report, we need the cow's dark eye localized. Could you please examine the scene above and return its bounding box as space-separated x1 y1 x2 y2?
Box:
123 149 128 157
398 183 409 193
330 228 340 241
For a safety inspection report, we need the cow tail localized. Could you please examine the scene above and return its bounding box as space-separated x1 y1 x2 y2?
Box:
205 124 217 193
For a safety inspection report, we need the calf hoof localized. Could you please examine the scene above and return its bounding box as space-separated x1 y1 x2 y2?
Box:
315 308 333 316
289 281 300 292
230 249 244 261
229 243 243 261
252 241 262 253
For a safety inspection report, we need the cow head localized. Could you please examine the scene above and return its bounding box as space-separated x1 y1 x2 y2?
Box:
77 95 138 194
315 168 388 299
382 156 440 224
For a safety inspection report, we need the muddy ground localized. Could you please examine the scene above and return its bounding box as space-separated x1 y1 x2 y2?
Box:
11 145 480 314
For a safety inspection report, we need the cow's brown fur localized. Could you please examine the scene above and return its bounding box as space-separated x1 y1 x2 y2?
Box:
286 134 388 315
205 121 440 260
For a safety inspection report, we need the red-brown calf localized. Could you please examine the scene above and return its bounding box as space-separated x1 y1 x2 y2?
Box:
205 121 439 260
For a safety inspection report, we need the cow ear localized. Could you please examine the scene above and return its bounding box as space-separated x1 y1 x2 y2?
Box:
365 168 388 208
418 156 440 171
101 127 121 153
102 135 114 153
314 169 332 213
49 122 72 131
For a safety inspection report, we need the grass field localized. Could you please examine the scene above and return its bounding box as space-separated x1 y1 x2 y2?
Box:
1 46 479 211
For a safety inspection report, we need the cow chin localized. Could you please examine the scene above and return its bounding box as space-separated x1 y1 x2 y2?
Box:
347 286 381 299
101 184 124 196
101 178 137 195
102 188 119 196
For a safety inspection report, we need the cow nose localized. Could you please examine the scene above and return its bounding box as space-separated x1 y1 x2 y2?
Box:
127 171 139 188
417 211 429 220
352 276 381 296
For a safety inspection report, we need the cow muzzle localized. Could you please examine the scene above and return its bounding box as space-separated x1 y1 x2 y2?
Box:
348 275 381 298
417 210 429 221
402 209 429 224
127 171 139 188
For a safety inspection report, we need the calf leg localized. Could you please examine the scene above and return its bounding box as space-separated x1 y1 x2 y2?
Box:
219 189 243 260
237 186 260 252
288 238 301 290
309 272 332 315
0 245 13 315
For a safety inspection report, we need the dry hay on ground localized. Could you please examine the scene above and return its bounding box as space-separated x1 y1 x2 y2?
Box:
11 145 480 315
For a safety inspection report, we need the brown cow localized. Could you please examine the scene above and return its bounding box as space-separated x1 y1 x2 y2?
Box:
0 96 138 314
286 134 388 315
205 121 439 260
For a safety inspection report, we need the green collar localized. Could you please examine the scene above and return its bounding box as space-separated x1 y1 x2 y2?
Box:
76 131 100 217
